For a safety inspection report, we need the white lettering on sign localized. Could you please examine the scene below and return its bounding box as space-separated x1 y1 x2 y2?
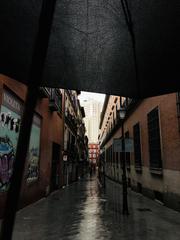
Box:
3 91 22 114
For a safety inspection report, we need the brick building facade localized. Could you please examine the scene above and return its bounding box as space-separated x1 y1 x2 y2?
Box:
63 90 88 184
99 93 180 211
0 74 88 218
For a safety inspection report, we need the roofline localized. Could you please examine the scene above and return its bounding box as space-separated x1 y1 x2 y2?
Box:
99 95 110 129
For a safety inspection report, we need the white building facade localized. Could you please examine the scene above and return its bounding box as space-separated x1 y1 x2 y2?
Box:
81 98 102 143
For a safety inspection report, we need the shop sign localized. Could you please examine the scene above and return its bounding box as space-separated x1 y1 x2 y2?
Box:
113 138 134 152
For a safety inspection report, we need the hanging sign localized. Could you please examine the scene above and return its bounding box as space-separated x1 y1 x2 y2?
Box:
125 138 134 152
113 139 122 152
113 138 134 153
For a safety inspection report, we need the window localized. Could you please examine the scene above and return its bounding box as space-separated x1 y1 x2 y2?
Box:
113 112 114 127
147 107 162 169
115 105 118 124
133 123 142 168
114 97 118 103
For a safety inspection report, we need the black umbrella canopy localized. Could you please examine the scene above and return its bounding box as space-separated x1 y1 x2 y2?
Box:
0 0 179 98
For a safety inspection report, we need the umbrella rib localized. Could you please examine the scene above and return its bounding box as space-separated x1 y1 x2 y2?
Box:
0 0 57 239
120 0 141 97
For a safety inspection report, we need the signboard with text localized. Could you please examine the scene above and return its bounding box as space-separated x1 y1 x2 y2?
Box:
113 138 134 153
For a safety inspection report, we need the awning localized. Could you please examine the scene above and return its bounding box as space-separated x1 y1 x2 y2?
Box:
0 0 179 97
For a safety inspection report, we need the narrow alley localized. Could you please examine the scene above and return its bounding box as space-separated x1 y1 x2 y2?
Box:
11 176 180 240
0 2 179 239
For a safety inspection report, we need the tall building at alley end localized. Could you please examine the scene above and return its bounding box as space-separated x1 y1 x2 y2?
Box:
81 98 103 143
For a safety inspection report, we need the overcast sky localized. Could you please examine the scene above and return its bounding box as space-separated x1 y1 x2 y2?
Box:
79 91 105 103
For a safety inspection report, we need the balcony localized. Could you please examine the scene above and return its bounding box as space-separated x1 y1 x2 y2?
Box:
66 90 77 114
65 110 78 134
49 89 62 112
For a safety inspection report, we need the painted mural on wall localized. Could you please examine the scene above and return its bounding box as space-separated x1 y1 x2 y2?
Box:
0 89 41 191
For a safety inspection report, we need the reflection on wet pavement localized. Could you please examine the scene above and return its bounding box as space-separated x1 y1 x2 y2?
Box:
11 177 180 240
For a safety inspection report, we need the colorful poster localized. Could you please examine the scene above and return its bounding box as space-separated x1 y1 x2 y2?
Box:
0 90 22 191
27 114 41 183
0 90 41 191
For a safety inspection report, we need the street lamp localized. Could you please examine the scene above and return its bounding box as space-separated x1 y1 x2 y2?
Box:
119 107 126 119
100 148 106 189
119 104 129 215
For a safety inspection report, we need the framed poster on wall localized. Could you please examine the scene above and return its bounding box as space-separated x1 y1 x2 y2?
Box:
0 89 41 191
0 89 22 191
27 114 41 183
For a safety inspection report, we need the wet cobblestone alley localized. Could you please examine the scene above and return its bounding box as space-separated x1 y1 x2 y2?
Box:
10 177 180 240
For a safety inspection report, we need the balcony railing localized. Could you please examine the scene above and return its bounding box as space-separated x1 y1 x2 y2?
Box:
39 87 51 98
49 89 62 112
39 87 62 112
66 90 77 114
65 110 78 134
